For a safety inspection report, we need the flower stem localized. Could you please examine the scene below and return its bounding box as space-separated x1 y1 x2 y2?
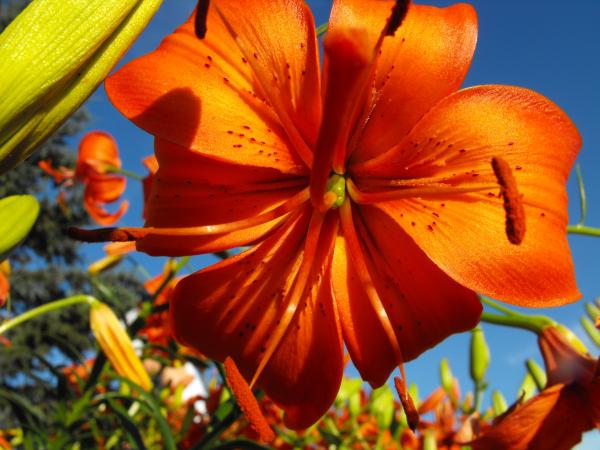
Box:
480 312 555 334
0 295 97 335
104 165 143 181
479 296 519 316
567 224 600 237
316 22 328 37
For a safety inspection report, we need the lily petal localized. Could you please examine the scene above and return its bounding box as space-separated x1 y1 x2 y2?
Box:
332 204 481 387
472 385 593 450
170 208 343 429
329 1 477 163
213 0 322 156
356 86 581 306
105 9 306 174
138 139 308 256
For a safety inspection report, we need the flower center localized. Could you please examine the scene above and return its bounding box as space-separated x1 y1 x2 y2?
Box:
325 173 346 209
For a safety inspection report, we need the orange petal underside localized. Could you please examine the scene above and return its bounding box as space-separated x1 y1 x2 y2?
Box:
331 205 481 387
329 1 478 163
169 208 344 429
355 85 581 306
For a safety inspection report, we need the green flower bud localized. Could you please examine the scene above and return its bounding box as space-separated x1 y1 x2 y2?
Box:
491 390 508 417
0 195 39 259
525 359 547 391
423 429 438 450
585 302 600 322
439 358 454 400
0 0 162 173
581 316 600 348
469 325 490 384
369 385 394 429
517 373 537 401
554 324 588 354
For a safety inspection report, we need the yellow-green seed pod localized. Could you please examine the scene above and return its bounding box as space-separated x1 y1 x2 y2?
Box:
525 359 547 391
89 300 152 391
581 316 600 348
0 0 162 173
469 325 490 384
491 390 508 417
0 195 40 259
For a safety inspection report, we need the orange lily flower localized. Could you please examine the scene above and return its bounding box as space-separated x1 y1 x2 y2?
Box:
98 0 580 429
39 131 129 225
471 326 599 450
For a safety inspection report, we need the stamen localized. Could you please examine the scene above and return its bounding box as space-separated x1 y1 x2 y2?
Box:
311 29 372 211
250 210 326 388
223 357 275 443
394 375 419 431
339 200 404 364
346 178 495 205
386 0 411 36
194 0 210 39
491 157 526 245
69 188 309 243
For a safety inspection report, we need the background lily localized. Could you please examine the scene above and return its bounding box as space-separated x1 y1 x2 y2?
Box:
471 326 599 450
94 0 581 429
40 131 129 225
0 0 162 174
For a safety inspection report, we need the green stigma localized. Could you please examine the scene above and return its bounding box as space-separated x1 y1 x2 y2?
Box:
326 174 346 209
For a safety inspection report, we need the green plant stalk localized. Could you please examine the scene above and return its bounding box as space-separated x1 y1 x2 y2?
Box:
316 22 328 37
567 224 600 237
104 165 143 181
479 296 519 316
480 312 555 334
0 295 97 335
575 164 587 225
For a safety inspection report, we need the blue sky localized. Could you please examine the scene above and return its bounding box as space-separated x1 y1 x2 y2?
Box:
81 0 600 445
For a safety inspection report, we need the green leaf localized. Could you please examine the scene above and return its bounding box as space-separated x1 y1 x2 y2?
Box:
104 398 148 450
0 194 39 259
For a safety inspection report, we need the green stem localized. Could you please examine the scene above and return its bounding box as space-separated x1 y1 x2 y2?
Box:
104 165 143 181
567 224 600 237
316 22 328 37
480 312 555 334
0 295 97 335
479 296 519 316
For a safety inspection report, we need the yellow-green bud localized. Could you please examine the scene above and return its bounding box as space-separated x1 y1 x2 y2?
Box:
0 0 162 173
581 316 600 348
555 324 588 354
525 359 547 391
369 385 394 429
439 358 454 400
0 195 39 259
518 373 537 401
423 429 438 450
469 325 490 384
586 302 600 321
491 390 508 417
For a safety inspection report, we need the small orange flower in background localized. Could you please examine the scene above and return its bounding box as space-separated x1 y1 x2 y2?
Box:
0 260 10 307
472 326 599 450
40 131 129 225
88 0 581 429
